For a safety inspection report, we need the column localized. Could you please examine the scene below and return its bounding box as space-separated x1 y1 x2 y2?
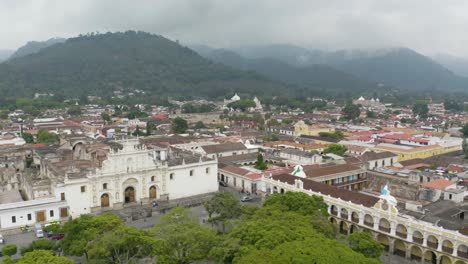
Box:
337 207 341 218
437 238 442 252
389 238 395 254
422 233 427 247
358 213 364 226
405 245 411 259
453 243 458 257
390 221 396 236
348 211 352 222
406 227 413 242
373 220 379 231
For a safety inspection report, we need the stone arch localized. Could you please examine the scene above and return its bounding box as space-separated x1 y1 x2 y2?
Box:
101 193 110 208
349 224 358 234
412 230 424 244
376 233 390 251
378 218 390 232
339 221 349 235
423 250 436 263
439 255 452 264
330 217 338 225
351 211 359 223
410 245 423 261
395 224 407 238
149 185 157 199
393 239 406 257
441 240 454 254
340 208 348 219
330 205 338 216
364 214 374 227
124 186 136 203
426 235 439 249
457 244 468 259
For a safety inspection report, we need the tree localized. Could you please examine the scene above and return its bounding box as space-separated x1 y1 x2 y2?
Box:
22 132 34 144
87 226 159 263
101 113 111 122
348 232 384 259
37 130 58 144
17 250 73 264
227 99 256 112
153 207 217 264
194 121 206 130
463 137 468 159
318 131 344 140
342 102 360 120
146 121 157 136
412 102 429 118
61 213 124 259
204 192 242 232
323 144 348 156
254 153 267 170
21 239 56 255
2 244 17 256
366 110 377 118
263 192 329 218
460 123 468 137
171 117 188 134
67 105 81 116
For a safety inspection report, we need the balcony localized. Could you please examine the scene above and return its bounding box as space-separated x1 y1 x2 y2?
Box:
413 237 423 244
333 178 367 188
442 246 453 254
427 242 438 249
379 226 390 233
396 231 407 238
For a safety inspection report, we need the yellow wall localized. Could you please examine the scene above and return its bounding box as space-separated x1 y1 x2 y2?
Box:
294 121 334 136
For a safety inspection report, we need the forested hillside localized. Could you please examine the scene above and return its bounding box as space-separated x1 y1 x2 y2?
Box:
0 31 288 99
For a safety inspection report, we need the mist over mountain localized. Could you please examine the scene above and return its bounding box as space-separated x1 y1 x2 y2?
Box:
9 37 66 59
433 53 468 78
192 46 384 95
0 50 13 62
228 45 468 92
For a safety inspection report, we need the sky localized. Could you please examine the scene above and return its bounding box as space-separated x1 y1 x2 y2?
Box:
1 0 468 57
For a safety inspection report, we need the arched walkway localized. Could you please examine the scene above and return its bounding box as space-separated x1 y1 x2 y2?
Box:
149 186 157 199
441 240 453 254
339 221 349 235
457 244 468 259
364 214 374 227
393 239 406 257
377 234 390 251
101 193 110 207
349 224 358 234
340 208 348 219
413 230 424 244
330 205 338 216
410 246 422 261
378 218 390 233
124 186 135 203
330 217 338 225
395 224 407 238
351 211 359 223
426 235 439 250
439 255 451 264
423 250 436 264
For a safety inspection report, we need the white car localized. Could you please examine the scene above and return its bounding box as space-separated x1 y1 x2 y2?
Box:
0 234 4 244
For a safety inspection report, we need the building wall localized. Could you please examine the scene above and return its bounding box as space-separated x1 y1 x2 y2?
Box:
167 161 218 200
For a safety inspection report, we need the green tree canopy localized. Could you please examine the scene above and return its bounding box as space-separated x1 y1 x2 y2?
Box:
348 231 384 259
204 192 242 232
254 153 267 170
412 102 429 118
343 102 361 119
22 132 34 144
2 244 17 256
227 99 256 112
17 250 73 264
67 105 81 116
323 143 348 156
263 192 328 217
171 117 188 134
37 130 58 144
460 123 468 137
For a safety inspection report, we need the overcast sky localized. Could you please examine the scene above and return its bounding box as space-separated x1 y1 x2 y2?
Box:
1 0 468 57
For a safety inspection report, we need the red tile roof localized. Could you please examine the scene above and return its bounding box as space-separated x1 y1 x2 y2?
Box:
422 179 455 190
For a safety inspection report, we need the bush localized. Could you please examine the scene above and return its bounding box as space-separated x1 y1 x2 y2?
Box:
2 244 17 256
21 239 56 255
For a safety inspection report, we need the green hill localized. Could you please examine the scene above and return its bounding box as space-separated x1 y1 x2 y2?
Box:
9 38 66 59
0 31 288 99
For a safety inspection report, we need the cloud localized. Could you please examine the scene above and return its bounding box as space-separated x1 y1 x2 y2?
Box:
1 0 468 57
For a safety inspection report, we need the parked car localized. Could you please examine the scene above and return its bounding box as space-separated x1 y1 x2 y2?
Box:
219 181 228 187
240 196 253 202
50 233 65 240
0 234 4 244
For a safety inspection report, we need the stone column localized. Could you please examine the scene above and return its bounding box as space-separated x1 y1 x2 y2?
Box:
337 207 341 218
358 212 364 226
373 220 379 231
390 221 396 236
422 233 427 247
389 238 395 254
437 237 442 252
405 245 411 259
406 227 413 242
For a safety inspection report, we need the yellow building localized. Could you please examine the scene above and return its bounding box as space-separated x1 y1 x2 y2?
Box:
373 144 445 161
294 121 334 137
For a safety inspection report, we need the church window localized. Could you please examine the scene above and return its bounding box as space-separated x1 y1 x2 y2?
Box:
206 168 210 174
170 173 174 180
81 186 86 192
103 183 108 190
190 170 194 176
12 216 16 223
151 176 155 182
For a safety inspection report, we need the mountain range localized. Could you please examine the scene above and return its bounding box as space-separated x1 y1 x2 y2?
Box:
1 31 468 101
